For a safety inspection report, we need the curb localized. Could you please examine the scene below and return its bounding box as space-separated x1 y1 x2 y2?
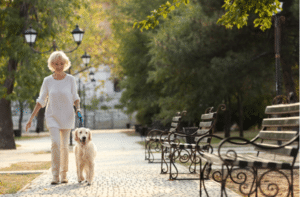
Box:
16 170 50 194
0 170 48 175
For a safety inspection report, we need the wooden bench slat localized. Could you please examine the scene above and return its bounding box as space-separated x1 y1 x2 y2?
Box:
171 122 179 128
201 113 216 120
169 128 176 132
172 116 181 122
265 103 300 115
254 143 298 156
259 131 297 141
196 129 210 135
199 121 213 128
201 152 223 164
202 153 293 169
262 117 299 127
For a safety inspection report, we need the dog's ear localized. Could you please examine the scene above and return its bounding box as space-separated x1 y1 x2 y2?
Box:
74 129 79 142
88 129 92 141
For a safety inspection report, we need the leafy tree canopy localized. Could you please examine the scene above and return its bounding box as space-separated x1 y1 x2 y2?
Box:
134 0 285 31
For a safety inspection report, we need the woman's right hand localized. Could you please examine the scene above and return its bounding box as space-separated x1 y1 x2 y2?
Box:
25 120 32 133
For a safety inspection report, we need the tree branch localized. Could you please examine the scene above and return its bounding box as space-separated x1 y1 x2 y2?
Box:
251 51 272 62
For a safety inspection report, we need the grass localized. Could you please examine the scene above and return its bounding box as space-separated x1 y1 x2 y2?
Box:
33 151 51 155
0 174 40 194
14 135 45 148
121 130 140 137
139 138 186 148
206 130 260 145
212 130 259 144
0 161 51 195
0 161 51 171
14 136 44 141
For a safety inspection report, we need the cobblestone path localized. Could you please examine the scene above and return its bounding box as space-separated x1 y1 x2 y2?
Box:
2 133 239 197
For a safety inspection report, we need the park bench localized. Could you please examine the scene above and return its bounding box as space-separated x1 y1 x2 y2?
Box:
197 100 299 197
161 104 225 179
145 111 186 163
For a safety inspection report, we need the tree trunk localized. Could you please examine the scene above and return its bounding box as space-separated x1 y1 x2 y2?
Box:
0 98 16 149
18 101 24 133
237 93 244 138
0 59 18 149
224 95 231 138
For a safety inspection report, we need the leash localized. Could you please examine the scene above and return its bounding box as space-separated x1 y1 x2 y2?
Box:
77 111 84 127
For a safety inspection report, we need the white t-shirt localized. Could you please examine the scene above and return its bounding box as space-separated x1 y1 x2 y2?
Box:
36 74 80 129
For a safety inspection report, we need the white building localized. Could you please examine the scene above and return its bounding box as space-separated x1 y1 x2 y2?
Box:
73 64 136 129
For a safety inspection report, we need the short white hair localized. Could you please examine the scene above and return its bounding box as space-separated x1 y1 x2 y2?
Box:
47 51 71 72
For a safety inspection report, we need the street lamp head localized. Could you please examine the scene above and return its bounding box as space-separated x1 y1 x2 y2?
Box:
24 26 37 46
89 71 94 76
81 51 91 65
272 1 283 15
71 24 84 45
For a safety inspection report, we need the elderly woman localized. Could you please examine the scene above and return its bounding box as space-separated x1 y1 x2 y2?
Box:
26 51 81 185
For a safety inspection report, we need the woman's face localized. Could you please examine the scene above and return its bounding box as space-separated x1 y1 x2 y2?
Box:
51 57 65 73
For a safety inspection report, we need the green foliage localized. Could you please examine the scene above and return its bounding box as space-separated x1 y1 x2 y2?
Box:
87 95 101 110
135 0 283 31
109 0 168 125
111 0 298 131
0 0 88 108
114 104 124 109
100 105 111 110
115 0 289 130
133 0 189 31
217 0 282 31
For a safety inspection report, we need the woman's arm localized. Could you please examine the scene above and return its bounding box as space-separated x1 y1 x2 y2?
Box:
30 102 42 121
74 99 80 112
26 102 42 132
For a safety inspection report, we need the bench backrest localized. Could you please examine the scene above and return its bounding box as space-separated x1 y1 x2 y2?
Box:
195 107 218 143
169 112 184 133
255 102 299 158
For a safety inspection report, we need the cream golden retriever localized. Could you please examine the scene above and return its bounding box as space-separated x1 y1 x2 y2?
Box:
74 128 97 185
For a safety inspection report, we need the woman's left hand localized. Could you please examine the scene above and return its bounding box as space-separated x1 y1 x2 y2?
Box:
76 108 81 114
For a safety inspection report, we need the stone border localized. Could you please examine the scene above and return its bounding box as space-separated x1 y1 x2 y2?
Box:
0 170 48 175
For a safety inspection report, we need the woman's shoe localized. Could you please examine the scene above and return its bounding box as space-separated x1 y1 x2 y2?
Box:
51 176 59 185
61 173 68 183
61 178 68 183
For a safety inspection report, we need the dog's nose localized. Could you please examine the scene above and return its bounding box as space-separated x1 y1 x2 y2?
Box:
82 136 86 141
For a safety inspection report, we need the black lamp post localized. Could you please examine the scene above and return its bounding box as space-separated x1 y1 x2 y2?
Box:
89 72 96 129
77 51 93 128
81 51 91 66
272 2 284 96
272 1 284 146
24 26 37 46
